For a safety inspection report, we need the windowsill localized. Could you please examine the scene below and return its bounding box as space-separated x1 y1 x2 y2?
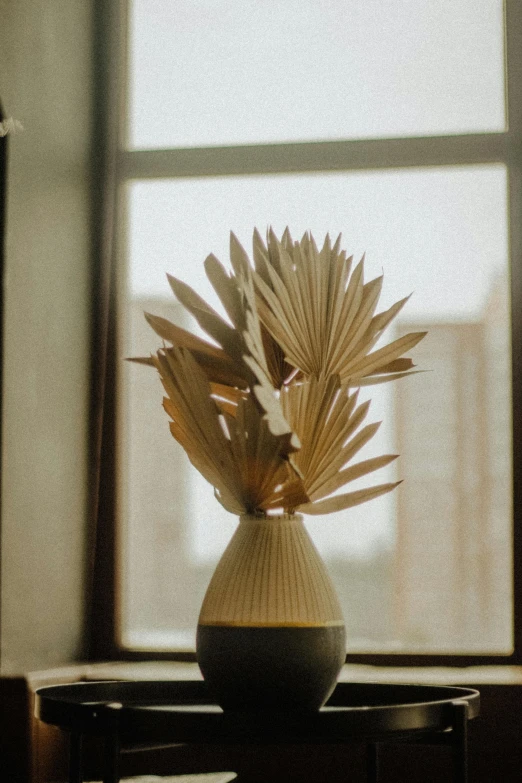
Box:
25 659 522 690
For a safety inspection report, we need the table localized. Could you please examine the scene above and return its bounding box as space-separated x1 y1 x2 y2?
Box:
35 679 480 783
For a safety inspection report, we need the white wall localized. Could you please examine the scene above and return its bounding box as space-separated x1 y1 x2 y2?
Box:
0 0 94 673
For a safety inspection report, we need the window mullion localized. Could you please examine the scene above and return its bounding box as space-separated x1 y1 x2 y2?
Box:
119 133 512 181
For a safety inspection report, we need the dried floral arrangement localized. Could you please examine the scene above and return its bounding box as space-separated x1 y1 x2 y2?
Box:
134 228 426 517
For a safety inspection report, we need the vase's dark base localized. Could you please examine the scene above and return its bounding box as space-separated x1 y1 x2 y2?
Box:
196 624 346 712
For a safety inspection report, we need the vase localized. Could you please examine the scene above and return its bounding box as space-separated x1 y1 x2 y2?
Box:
196 513 346 711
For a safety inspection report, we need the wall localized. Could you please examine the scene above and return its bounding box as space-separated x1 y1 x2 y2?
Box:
0 0 94 674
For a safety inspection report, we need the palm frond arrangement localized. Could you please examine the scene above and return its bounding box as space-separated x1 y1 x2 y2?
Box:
135 229 426 517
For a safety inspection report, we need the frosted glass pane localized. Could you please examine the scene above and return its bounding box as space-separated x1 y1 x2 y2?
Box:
128 0 505 149
120 165 512 653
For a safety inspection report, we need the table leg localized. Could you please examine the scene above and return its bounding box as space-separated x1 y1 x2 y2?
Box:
451 700 469 783
69 732 83 783
103 732 120 783
366 742 379 782
102 700 123 783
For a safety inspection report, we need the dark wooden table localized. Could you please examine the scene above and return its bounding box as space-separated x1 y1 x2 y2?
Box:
35 679 480 783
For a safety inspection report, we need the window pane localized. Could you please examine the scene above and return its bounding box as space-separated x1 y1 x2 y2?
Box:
120 165 512 653
128 0 505 149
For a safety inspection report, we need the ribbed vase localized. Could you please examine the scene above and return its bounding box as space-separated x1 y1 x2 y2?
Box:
196 513 346 711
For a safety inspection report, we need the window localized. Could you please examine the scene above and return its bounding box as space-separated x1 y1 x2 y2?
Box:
112 0 522 662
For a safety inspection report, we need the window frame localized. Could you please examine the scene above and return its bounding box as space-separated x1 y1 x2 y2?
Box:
92 0 522 666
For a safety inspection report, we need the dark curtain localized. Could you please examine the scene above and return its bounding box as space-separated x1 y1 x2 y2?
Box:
85 0 124 660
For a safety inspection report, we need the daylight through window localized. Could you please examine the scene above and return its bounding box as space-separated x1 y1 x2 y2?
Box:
117 0 515 656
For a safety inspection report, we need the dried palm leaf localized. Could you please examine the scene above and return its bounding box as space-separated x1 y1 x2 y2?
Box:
254 229 426 386
252 228 311 386
154 345 308 514
139 235 297 451
280 375 399 512
167 273 245 365
138 227 426 518
129 312 250 389
298 482 402 515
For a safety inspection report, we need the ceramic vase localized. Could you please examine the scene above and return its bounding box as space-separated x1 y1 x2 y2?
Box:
196 513 346 711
